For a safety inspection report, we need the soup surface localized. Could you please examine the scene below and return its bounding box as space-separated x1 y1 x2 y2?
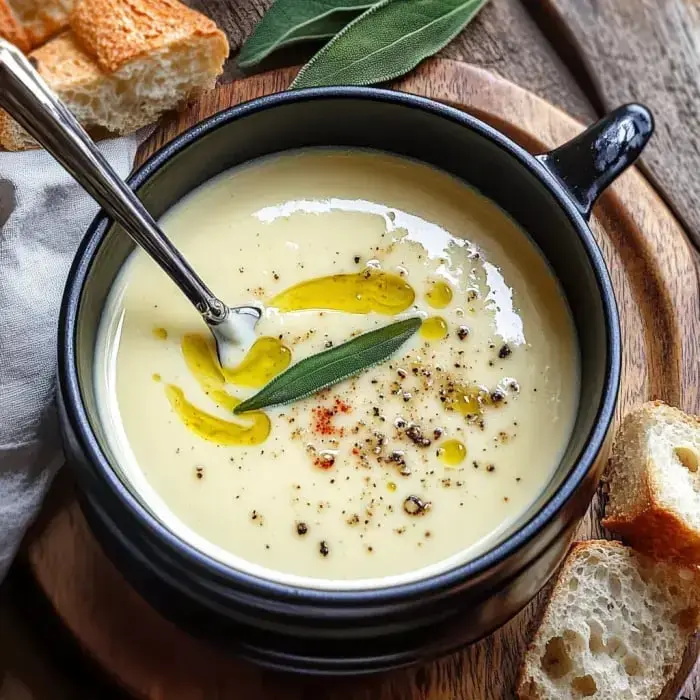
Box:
95 149 579 587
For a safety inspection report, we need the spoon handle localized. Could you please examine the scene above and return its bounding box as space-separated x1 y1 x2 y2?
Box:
0 38 227 324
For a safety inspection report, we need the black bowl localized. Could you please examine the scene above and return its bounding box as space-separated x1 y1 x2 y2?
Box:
57 88 653 675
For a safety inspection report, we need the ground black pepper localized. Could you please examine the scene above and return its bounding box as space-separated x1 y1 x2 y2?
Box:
491 390 506 404
403 495 431 516
405 424 431 447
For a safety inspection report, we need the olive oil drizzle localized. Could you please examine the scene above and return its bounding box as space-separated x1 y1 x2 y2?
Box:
437 439 467 466
271 268 415 315
425 280 453 309
162 333 285 446
420 316 448 340
158 270 472 446
442 383 492 419
164 386 270 446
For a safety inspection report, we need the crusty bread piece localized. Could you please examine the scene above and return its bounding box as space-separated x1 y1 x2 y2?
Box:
0 0 228 150
517 540 700 700
8 0 73 48
71 0 227 74
0 32 100 150
603 401 700 565
0 0 31 52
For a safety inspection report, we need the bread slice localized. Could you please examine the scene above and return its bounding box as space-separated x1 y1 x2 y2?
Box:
0 32 100 150
7 0 73 48
0 0 31 52
517 540 700 700
70 0 227 74
603 401 700 565
0 0 229 150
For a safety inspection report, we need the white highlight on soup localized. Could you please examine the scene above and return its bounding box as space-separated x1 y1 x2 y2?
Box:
94 149 579 589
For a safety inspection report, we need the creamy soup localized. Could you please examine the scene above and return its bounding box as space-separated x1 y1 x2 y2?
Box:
95 149 579 588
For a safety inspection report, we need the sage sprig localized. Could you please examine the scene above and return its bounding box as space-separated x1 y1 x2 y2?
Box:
234 317 420 414
291 0 490 89
238 0 377 69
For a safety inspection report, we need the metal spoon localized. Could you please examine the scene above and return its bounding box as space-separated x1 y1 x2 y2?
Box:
0 38 260 368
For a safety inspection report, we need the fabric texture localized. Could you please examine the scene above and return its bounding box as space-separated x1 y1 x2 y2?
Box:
0 135 139 581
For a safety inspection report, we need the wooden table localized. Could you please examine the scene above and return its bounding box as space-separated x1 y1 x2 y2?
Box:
2 1 698 698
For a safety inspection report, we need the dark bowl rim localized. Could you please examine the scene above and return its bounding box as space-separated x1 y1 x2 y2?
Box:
58 85 621 604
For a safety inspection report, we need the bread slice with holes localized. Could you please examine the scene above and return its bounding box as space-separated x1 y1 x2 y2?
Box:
517 540 700 700
7 0 73 48
603 401 700 565
0 0 228 150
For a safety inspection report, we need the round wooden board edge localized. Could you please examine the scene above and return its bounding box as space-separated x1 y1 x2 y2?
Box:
26 58 700 700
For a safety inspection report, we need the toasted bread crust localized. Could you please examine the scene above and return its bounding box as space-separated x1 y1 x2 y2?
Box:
70 0 228 74
603 400 700 566
622 400 700 433
15 0 73 48
603 501 700 564
0 0 31 52
0 110 26 150
30 30 103 84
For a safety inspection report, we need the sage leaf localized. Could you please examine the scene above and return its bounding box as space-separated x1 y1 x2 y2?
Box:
291 0 490 88
234 317 420 413
238 0 377 69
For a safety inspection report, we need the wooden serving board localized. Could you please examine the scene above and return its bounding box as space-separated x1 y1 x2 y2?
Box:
25 59 700 699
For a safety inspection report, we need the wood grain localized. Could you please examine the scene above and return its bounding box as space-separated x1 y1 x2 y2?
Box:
527 0 700 248
186 0 596 118
27 60 700 699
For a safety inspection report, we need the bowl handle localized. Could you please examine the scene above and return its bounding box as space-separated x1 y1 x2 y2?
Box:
536 104 654 220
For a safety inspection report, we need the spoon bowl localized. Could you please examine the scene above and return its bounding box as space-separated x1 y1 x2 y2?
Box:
211 304 263 367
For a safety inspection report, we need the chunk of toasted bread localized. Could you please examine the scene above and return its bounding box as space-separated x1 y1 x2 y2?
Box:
0 0 31 52
603 401 700 565
517 540 700 700
71 0 227 74
8 0 73 48
0 32 101 150
0 0 228 150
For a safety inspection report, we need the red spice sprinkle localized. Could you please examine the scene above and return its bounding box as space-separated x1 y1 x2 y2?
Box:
312 398 352 436
335 397 351 413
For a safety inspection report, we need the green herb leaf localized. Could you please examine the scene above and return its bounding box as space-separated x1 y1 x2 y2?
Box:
238 0 377 69
234 317 421 413
291 0 490 88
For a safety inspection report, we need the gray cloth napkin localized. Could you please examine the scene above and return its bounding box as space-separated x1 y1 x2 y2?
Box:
0 135 140 581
